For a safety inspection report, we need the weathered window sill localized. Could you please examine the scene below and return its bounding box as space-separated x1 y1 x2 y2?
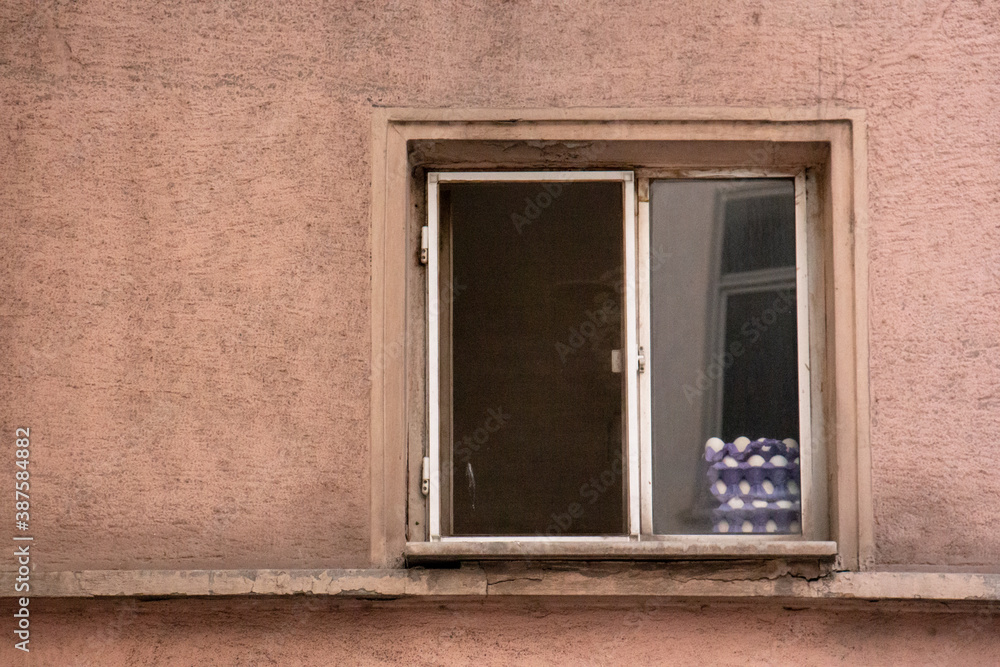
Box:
404 539 839 563
5 566 1000 603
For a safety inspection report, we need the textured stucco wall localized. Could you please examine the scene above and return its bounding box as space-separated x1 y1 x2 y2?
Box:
0 0 998 575
2 598 1000 666
2 1 999 663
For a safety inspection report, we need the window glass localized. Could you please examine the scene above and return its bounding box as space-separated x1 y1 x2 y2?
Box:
649 179 801 535
445 181 626 536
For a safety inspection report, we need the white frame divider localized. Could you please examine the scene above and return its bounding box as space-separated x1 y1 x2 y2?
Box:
636 189 654 537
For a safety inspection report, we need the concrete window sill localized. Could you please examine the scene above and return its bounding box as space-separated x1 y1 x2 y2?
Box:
404 539 839 563
5 567 1000 604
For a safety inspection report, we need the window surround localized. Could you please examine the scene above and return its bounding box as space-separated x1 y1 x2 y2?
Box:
369 107 871 571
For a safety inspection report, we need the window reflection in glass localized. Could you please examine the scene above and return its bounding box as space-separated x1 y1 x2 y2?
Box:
650 179 801 535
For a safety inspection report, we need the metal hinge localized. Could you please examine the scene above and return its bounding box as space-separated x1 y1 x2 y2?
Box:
421 456 430 496
420 226 429 265
637 346 646 373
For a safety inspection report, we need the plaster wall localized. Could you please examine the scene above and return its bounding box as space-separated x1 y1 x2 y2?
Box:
3 598 1000 666
0 0 998 575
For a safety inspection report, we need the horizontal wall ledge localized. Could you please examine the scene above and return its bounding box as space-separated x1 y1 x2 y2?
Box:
404 540 839 563
4 567 1000 603
379 106 866 124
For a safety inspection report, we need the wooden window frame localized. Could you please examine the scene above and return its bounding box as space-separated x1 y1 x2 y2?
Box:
370 108 871 571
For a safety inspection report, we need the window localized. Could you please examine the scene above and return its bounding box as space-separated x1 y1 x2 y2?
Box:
370 110 870 568
424 170 820 544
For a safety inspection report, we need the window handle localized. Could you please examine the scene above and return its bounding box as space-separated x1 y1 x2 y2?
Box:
611 349 623 373
612 349 645 373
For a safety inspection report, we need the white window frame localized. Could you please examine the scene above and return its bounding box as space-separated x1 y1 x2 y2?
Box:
425 168 821 545
426 170 639 542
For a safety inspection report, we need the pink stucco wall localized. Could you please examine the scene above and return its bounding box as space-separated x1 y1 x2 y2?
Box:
3 0 998 572
1 0 999 662
3 598 1000 665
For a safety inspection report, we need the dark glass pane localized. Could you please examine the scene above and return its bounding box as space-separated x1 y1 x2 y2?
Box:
720 193 796 273
720 288 799 442
649 179 801 535
448 181 625 536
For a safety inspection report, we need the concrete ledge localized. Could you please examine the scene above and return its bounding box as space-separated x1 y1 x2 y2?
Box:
1 568 487 598
4 567 1000 602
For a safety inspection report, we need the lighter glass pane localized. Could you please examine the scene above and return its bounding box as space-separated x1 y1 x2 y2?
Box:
649 179 801 535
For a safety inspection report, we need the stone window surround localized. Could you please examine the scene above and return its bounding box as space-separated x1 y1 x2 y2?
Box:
370 107 872 573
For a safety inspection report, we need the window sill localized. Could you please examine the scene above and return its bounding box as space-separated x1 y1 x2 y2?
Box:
7 567 1000 604
404 539 838 563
